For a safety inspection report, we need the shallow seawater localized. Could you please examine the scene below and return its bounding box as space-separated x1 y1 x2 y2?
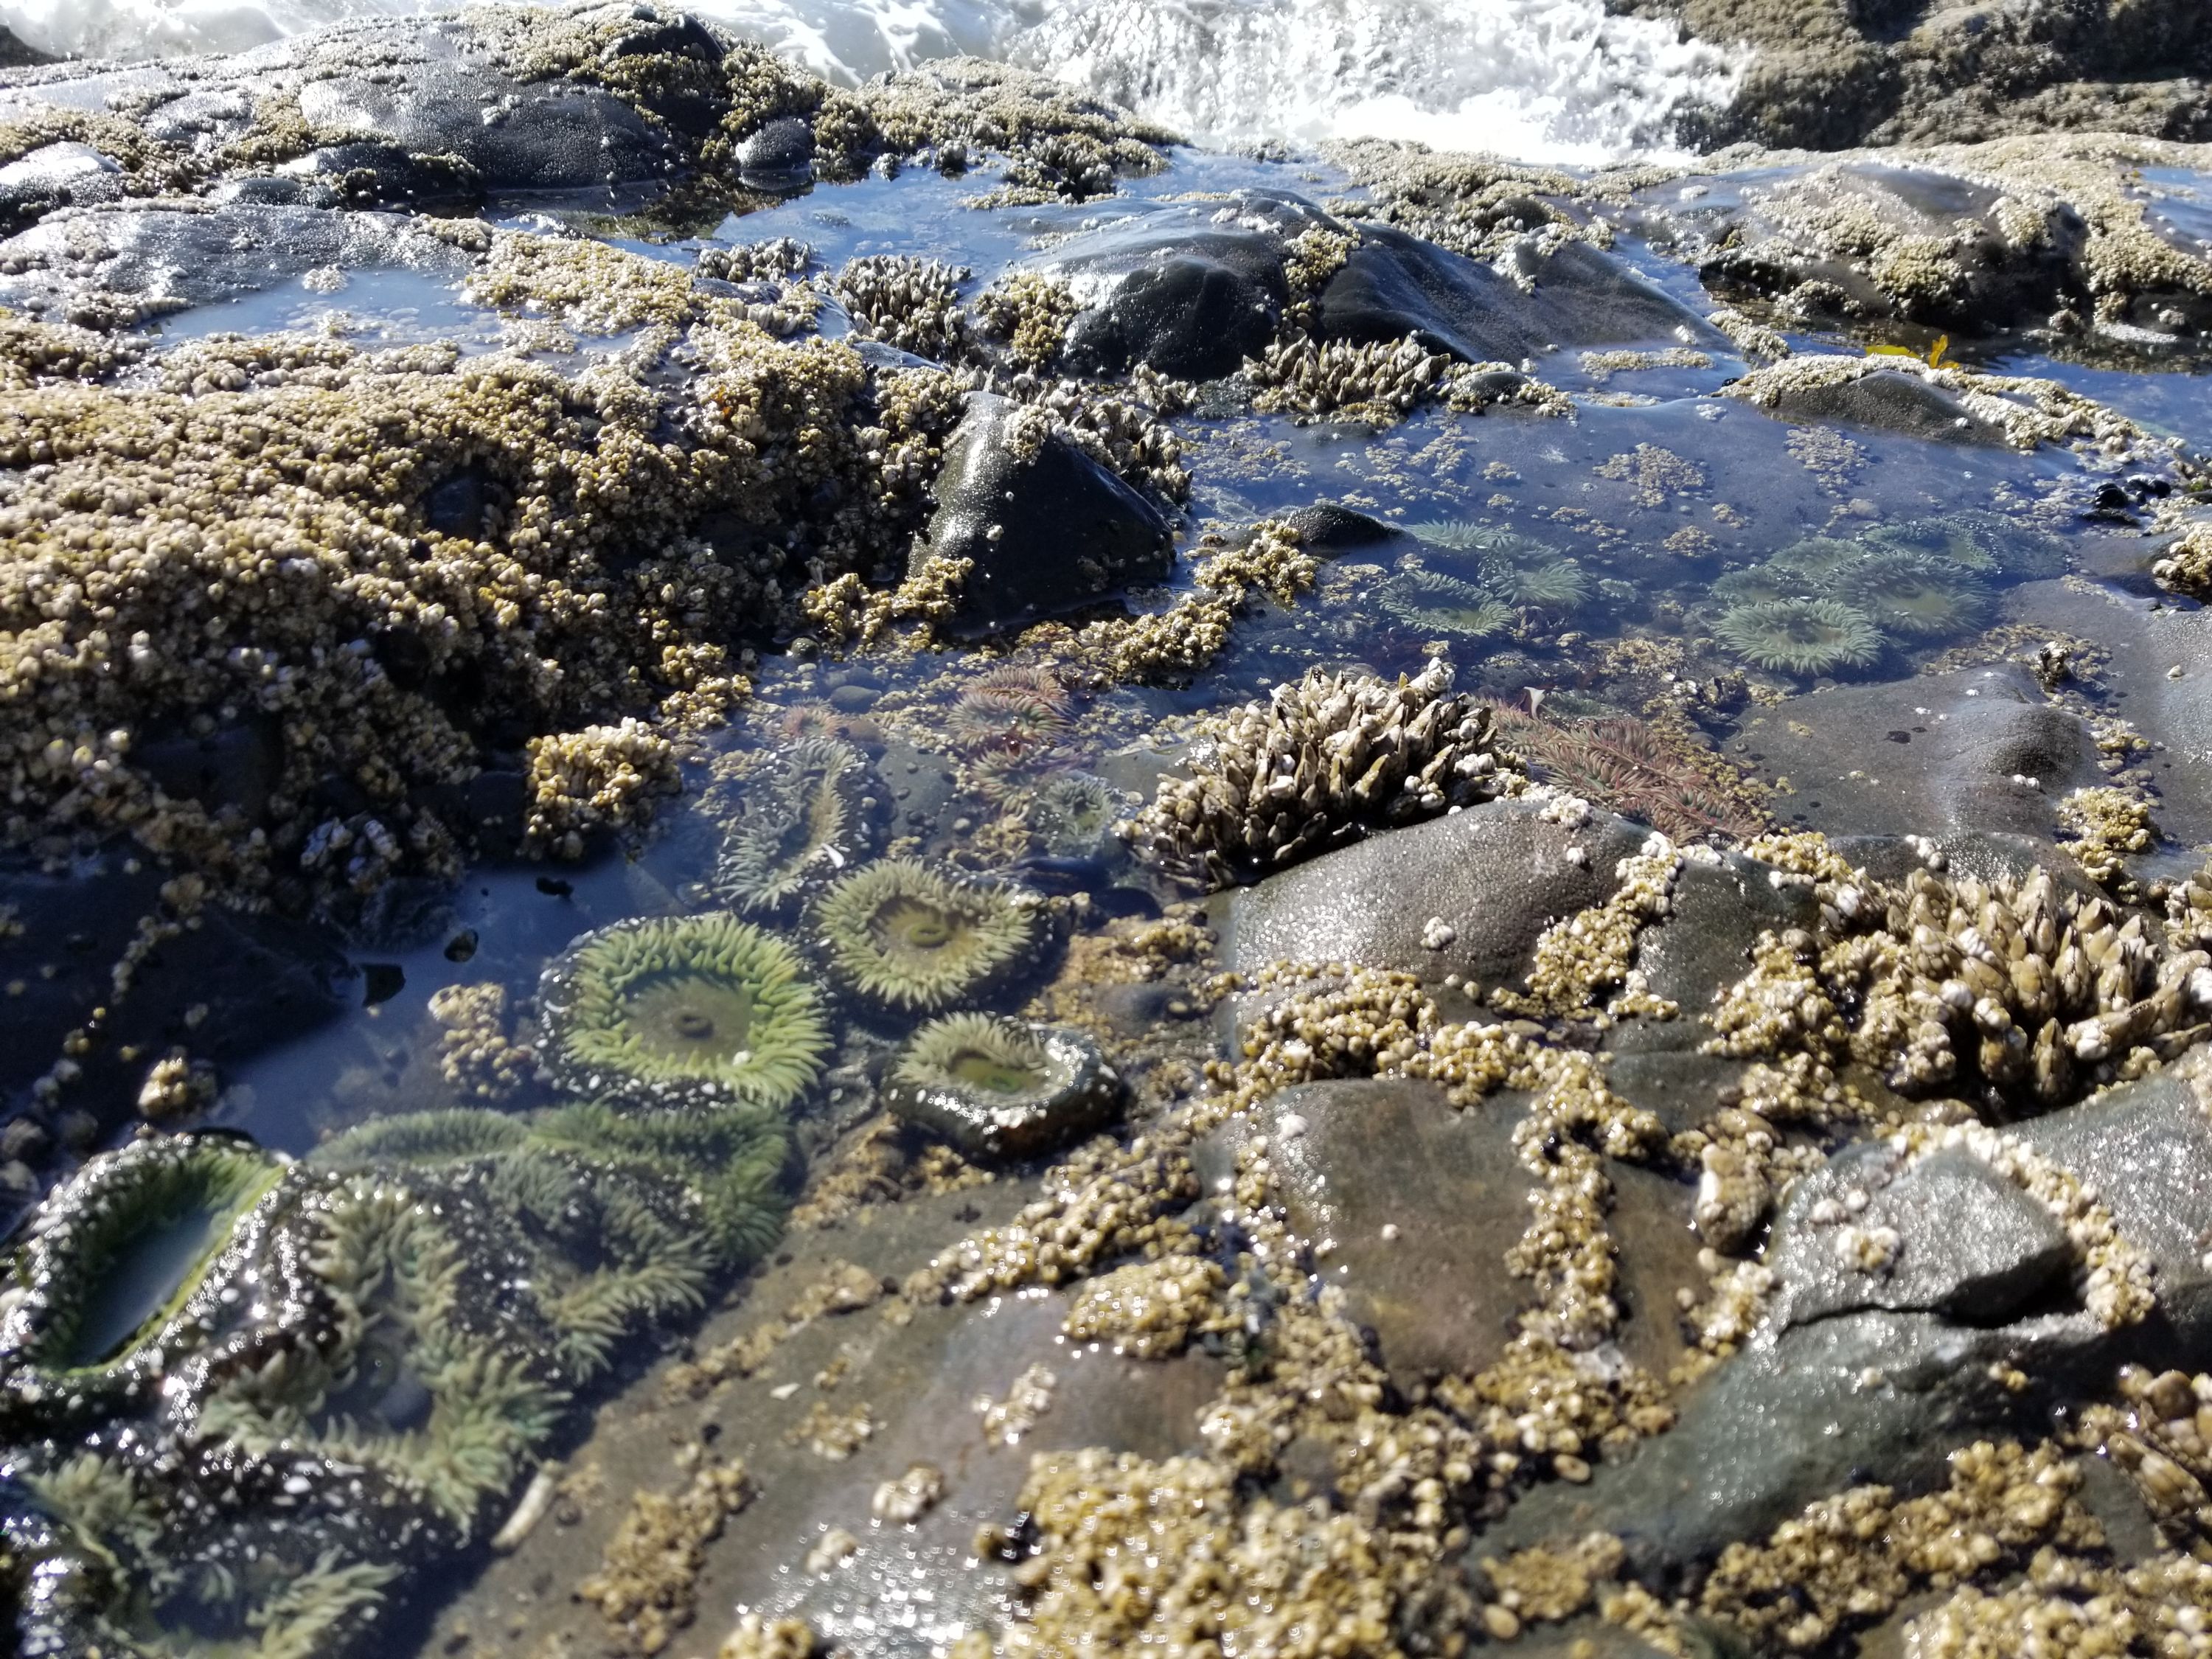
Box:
23 134 2211 1659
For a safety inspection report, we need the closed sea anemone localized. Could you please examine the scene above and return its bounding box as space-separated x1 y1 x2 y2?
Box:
813 858 1047 1017
885 1013 1124 1158
1024 771 1135 860
537 913 830 1110
0 1133 285 1388
1375 569 1515 641
1834 550 1989 637
1713 597 1884 675
716 737 885 917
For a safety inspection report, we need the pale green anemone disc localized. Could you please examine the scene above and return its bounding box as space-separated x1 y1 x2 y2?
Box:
538 912 830 1110
886 1012 1124 1159
1713 597 1884 675
813 858 1044 1018
1376 568 1516 640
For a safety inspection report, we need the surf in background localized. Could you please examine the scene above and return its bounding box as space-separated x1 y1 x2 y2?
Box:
0 0 1744 163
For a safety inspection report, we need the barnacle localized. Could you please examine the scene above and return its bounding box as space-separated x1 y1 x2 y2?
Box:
537 914 831 1111
1119 658 1515 888
1712 598 1884 675
715 737 886 917
812 858 1047 1016
1832 549 1990 637
886 1013 1124 1158
1374 569 1517 641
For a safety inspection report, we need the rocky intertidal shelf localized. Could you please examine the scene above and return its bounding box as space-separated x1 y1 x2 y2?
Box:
4 4 2212 1658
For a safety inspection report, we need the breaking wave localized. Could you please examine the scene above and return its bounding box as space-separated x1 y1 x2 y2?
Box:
1 0 1744 164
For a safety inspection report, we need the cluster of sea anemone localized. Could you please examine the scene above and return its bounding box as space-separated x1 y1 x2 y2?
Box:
1377 524 1589 646
1709 529 1997 675
0 1092 793 1659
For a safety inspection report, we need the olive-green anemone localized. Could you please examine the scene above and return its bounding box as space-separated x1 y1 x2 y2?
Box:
1711 563 1816 606
885 1013 1124 1159
1865 510 2065 578
1834 550 1989 637
1376 569 1516 640
813 858 1047 1017
716 737 885 917
538 913 830 1110
1768 537 1865 582
1024 771 1136 860
1477 541 1588 609
1405 518 1534 554
1714 597 1885 675
0 1133 287 1385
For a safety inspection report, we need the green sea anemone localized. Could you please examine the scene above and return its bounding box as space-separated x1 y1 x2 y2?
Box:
885 1013 1124 1159
0 1134 287 1385
716 737 885 917
1405 518 1521 553
1024 771 1136 860
1376 569 1517 640
1711 563 1816 606
1834 550 1989 637
538 912 831 1111
1767 536 1865 583
813 858 1047 1017
1713 597 1885 675
1484 554 1588 609
1866 510 2065 578
947 664 1076 754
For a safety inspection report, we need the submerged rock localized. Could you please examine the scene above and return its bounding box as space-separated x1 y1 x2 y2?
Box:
919 392 1175 635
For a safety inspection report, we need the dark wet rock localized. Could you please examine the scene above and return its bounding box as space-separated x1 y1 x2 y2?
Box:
1607 852 1820 1053
1641 161 2089 331
1029 195 1312 379
1278 501 1404 552
1320 223 1724 365
1603 1051 1755 1137
0 201 469 324
2003 577 2212 847
1198 1079 1699 1387
0 142 125 232
1765 1143 2075 1329
1746 366 2009 445
296 66 678 194
734 114 815 189
1729 665 2102 841
918 392 1175 635
1220 796 1646 992
1486 1054 2212 1584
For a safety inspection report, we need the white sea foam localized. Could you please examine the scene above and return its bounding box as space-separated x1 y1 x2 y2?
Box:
1 0 1743 164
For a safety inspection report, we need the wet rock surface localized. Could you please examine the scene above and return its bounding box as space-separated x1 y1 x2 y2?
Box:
919 392 1176 633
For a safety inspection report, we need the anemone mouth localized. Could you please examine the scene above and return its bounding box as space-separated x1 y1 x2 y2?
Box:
1713 597 1884 675
539 912 830 1110
886 1013 1122 1158
815 859 1043 1016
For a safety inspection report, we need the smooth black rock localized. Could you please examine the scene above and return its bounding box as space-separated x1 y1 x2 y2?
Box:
1030 197 1315 379
1320 224 1724 364
917 392 1175 636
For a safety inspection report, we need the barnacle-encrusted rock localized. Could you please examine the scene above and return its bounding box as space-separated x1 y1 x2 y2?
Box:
538 913 830 1111
813 858 1049 1018
885 1012 1123 1158
1119 658 1514 888
917 392 1175 635
714 738 887 917
830 254 969 361
1710 835 2212 1109
0 1097 789 1658
1246 334 1453 421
